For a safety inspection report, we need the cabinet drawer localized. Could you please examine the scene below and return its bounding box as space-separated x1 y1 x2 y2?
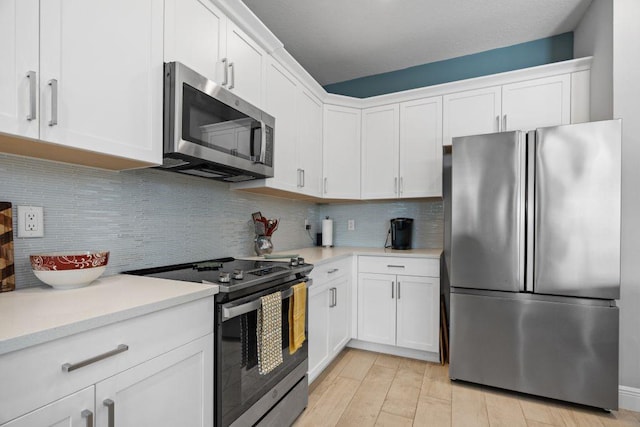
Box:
358 256 439 277
0 297 214 425
309 257 352 283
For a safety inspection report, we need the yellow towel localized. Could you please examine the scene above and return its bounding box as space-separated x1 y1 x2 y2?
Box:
289 281 307 354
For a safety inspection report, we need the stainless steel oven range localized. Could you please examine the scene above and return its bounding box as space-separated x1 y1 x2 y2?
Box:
124 257 313 426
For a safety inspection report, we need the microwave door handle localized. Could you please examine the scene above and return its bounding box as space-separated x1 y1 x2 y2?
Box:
255 122 267 164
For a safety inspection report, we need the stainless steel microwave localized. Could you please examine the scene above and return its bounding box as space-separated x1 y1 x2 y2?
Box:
160 62 274 182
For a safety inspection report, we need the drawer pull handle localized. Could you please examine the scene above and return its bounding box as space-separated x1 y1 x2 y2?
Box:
328 268 339 274
391 281 394 299
104 399 115 427
387 265 405 268
398 282 401 299
62 344 129 372
81 409 93 427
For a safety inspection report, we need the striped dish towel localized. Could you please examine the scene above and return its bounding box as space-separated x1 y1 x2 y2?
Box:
257 291 283 375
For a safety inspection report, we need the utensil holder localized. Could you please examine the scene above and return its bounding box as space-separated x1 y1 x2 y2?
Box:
254 235 273 256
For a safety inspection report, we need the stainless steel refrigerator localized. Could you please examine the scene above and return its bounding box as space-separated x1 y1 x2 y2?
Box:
444 119 621 410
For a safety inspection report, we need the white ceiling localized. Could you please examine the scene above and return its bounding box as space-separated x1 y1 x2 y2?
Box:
241 0 593 86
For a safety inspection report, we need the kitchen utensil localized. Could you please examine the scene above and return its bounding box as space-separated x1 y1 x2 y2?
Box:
30 251 109 290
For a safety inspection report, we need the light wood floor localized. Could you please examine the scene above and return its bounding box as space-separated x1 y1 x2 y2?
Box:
294 348 640 427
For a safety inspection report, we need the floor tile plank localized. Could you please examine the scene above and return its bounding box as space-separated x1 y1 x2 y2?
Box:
414 395 452 427
295 376 360 427
337 364 396 427
375 411 414 427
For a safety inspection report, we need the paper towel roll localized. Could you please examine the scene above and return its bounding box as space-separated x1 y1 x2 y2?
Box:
322 218 333 247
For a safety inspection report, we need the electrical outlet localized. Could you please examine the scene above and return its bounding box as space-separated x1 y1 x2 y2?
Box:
304 218 311 230
17 206 44 238
347 219 355 231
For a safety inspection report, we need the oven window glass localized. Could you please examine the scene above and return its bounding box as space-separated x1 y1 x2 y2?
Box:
181 83 262 162
219 294 308 426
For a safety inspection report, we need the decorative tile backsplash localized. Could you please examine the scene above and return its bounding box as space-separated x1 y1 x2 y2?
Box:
316 200 443 249
0 154 317 289
1 153 442 289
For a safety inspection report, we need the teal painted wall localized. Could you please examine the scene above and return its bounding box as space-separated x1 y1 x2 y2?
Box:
324 32 574 98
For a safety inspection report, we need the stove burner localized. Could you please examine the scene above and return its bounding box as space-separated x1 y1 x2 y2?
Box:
233 269 244 280
219 272 230 283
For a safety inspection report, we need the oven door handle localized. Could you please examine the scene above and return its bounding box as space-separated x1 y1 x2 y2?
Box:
221 279 311 321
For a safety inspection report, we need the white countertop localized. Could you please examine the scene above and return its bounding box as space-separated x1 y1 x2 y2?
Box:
0 274 218 356
245 246 443 266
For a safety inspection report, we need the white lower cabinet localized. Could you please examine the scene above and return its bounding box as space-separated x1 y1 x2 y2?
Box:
357 257 440 353
308 258 352 382
0 297 214 427
95 334 213 427
2 386 94 427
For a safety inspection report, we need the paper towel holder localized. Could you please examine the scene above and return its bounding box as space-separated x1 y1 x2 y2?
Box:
322 216 333 248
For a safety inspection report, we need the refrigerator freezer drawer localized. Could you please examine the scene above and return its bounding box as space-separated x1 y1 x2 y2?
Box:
449 291 619 409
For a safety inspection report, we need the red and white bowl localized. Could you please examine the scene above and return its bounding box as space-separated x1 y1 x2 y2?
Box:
30 251 110 289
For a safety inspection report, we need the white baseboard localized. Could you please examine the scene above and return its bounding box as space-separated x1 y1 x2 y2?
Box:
619 385 640 412
347 339 440 363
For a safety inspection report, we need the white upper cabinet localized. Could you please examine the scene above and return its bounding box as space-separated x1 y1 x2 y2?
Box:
224 21 265 108
264 59 299 192
501 74 571 131
323 105 361 199
37 0 163 165
361 97 442 199
164 0 226 83
361 104 400 199
443 74 573 145
296 88 323 197
0 0 163 166
399 96 443 198
165 0 264 108
0 0 39 140
232 58 323 197
443 86 502 146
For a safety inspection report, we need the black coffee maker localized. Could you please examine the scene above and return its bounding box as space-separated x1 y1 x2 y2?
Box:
388 218 413 250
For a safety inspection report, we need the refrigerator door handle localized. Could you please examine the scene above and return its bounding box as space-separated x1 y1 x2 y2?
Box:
525 130 536 292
